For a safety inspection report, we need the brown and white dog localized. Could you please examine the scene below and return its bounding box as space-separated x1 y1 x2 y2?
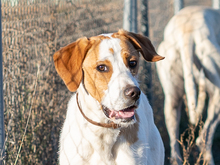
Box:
54 29 165 165
156 6 220 165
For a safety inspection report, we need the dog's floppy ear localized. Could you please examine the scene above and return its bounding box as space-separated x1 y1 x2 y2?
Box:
53 37 92 92
117 29 164 62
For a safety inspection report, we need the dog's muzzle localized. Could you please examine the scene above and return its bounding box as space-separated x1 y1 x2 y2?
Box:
103 86 140 122
76 86 141 129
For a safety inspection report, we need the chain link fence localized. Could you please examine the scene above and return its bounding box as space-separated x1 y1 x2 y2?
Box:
2 0 219 164
2 0 123 164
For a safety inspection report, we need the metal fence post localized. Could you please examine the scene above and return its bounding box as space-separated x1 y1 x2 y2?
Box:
213 0 220 9
0 1 5 164
123 0 137 33
174 0 183 14
139 0 152 105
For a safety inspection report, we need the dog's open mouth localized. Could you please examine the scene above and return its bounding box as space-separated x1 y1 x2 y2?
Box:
103 105 137 122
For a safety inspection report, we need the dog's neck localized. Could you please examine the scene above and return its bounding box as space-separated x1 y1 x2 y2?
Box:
74 83 121 162
77 83 103 118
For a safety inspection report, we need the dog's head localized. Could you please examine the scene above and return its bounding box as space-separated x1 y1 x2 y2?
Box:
54 29 164 126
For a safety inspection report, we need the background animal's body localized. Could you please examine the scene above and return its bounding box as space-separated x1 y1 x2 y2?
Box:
54 30 165 165
156 6 220 165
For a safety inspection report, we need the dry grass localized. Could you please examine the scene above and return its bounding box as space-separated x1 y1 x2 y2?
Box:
2 1 124 164
175 115 209 165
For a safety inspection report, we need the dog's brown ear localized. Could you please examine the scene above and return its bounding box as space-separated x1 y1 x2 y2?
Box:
53 37 92 92
117 29 164 62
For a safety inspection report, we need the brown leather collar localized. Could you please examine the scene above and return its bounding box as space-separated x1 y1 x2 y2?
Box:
76 93 120 129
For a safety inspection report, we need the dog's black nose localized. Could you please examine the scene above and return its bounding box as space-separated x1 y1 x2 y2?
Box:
124 86 141 101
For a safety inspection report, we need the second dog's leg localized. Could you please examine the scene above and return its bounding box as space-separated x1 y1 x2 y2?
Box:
196 89 220 165
164 96 183 165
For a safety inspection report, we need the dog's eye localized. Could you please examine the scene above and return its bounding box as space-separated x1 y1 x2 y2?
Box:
97 65 108 72
129 61 137 68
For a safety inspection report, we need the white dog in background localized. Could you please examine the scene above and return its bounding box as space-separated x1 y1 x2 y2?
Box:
156 6 220 165
54 29 165 165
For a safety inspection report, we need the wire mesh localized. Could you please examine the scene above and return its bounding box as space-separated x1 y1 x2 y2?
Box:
2 0 219 164
2 0 124 164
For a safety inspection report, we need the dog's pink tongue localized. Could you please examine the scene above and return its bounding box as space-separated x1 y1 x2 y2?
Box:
109 108 135 119
119 109 135 118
